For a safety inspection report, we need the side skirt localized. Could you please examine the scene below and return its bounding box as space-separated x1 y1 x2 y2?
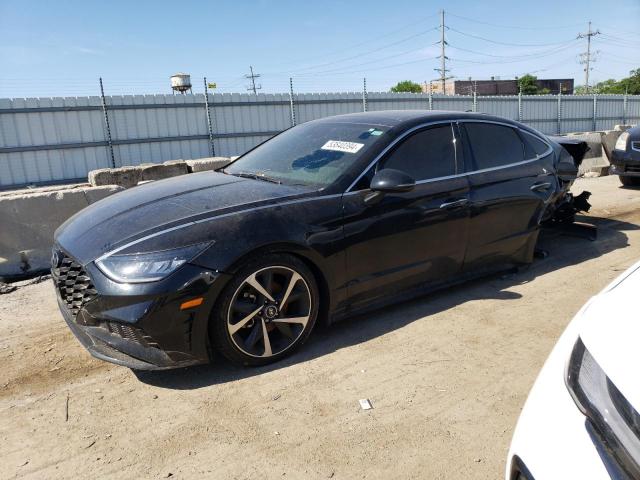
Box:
328 262 521 325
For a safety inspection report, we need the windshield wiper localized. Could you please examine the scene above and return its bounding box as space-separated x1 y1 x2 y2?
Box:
229 171 282 184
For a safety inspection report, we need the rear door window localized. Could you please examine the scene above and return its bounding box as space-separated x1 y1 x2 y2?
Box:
464 123 525 171
381 124 456 181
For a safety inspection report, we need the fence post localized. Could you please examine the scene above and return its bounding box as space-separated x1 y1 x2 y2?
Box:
428 81 433 110
557 89 562 134
518 88 523 122
623 91 628 125
289 77 296 126
592 94 597 131
203 77 215 157
473 89 477 112
99 77 116 168
362 77 368 112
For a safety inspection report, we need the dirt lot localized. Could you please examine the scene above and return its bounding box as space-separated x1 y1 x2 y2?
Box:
2 175 640 480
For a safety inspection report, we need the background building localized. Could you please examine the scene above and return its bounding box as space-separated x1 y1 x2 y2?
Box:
422 82 455 95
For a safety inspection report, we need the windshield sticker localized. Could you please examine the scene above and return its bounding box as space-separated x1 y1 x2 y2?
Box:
368 128 384 136
321 140 365 154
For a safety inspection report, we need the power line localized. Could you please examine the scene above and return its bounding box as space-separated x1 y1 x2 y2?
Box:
446 12 584 30
290 45 432 77
267 13 440 69
263 27 439 76
448 27 576 47
577 21 600 92
447 41 579 60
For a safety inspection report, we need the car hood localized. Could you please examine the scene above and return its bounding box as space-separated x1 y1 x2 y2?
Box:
579 263 640 411
55 171 310 264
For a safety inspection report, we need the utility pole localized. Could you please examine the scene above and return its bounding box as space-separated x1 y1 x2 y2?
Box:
245 66 262 94
577 21 600 93
434 9 450 95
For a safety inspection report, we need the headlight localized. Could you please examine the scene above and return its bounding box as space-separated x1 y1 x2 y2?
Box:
566 338 640 476
96 243 209 283
615 132 630 151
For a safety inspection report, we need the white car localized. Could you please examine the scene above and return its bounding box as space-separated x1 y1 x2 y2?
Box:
506 260 640 480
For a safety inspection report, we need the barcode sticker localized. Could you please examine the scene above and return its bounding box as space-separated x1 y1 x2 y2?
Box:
321 140 364 154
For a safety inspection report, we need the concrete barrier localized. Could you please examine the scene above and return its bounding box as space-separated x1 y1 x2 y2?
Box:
140 160 189 181
88 157 231 187
565 131 610 176
89 166 141 188
0 184 123 280
185 157 232 173
601 130 623 162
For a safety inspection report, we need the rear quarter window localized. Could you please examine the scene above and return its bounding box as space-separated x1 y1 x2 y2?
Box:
465 123 525 171
521 131 550 158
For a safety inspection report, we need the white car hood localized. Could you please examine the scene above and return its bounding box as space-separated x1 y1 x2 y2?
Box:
580 264 640 411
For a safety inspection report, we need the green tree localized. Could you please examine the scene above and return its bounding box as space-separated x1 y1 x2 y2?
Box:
577 68 640 95
390 80 423 93
518 74 539 94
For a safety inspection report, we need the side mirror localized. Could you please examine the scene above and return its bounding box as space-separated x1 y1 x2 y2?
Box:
370 169 416 193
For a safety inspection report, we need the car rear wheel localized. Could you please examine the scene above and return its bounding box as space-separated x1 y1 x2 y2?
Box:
620 176 640 187
210 254 319 366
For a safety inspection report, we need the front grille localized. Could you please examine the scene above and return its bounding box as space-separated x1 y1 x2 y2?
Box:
102 321 160 349
52 250 97 317
626 165 640 173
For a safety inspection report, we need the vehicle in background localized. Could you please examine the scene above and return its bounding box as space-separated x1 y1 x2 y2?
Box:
610 126 640 186
507 259 640 480
52 111 590 370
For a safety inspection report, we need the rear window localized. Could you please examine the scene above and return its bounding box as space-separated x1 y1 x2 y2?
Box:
465 123 524 171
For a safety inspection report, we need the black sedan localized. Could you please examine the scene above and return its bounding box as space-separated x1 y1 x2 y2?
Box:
610 125 640 186
52 111 585 369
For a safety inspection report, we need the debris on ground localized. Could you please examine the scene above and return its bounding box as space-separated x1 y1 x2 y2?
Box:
1 275 51 295
359 399 373 410
0 282 18 294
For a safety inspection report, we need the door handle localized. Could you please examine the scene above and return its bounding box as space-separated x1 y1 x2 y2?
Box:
530 182 552 192
439 198 469 209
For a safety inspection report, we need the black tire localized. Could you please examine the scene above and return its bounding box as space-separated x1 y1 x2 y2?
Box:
620 176 640 187
210 253 319 366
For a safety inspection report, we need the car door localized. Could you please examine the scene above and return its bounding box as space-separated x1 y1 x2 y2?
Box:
340 122 471 310
460 121 556 273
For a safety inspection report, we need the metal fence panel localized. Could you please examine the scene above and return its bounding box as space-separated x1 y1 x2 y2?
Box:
476 96 519 120
1 92 639 188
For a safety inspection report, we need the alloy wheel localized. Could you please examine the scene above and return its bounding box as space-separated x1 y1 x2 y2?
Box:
226 266 312 358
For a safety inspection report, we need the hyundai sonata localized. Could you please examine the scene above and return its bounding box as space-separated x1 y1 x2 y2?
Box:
52 111 587 369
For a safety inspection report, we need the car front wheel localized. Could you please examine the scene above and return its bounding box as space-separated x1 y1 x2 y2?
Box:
210 254 319 366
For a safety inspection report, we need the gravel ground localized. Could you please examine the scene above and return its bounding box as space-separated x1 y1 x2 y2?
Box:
2 175 640 480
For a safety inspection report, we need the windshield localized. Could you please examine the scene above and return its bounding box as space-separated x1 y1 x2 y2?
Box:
224 121 390 187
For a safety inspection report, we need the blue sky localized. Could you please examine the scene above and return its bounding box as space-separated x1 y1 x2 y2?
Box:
0 0 638 98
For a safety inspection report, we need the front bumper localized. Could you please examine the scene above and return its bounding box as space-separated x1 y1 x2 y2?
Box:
610 164 640 177
53 250 231 370
610 149 640 177
59 297 186 370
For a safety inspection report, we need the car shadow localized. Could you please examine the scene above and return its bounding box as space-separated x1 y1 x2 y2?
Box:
134 213 636 390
